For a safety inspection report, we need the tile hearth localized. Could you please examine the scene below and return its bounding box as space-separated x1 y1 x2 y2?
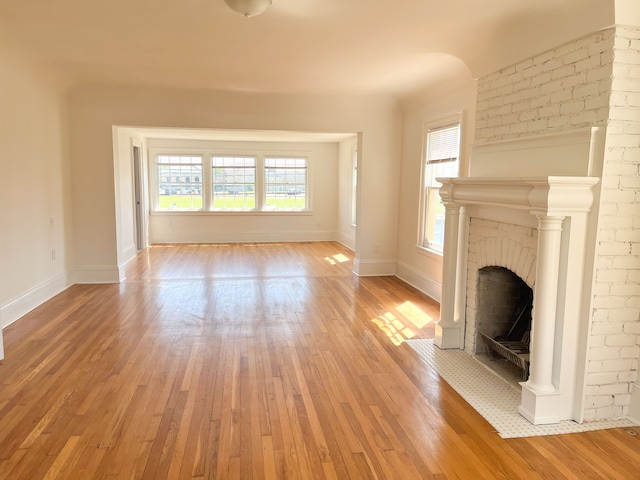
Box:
406 338 635 438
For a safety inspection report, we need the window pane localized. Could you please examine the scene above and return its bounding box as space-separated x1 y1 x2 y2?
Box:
426 125 460 163
212 156 256 211
264 157 307 211
156 155 203 210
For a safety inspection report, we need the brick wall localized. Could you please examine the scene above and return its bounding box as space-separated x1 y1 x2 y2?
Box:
586 26 640 421
473 26 640 421
476 30 614 142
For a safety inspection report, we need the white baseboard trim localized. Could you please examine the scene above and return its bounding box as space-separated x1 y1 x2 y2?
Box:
353 259 396 277
629 382 640 425
335 231 355 252
71 266 122 284
149 230 337 244
1 272 71 331
395 261 442 303
117 247 140 283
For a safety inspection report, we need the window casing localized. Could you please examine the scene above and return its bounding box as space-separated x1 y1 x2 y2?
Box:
420 122 461 252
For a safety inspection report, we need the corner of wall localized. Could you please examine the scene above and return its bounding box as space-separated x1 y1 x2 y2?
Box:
629 382 640 424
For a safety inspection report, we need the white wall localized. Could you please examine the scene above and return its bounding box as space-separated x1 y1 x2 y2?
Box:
395 64 477 301
0 49 73 351
68 85 402 280
337 136 357 251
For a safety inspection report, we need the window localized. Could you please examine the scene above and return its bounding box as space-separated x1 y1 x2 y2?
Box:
212 156 256 211
156 155 203 210
151 150 310 214
264 157 307 211
421 122 460 252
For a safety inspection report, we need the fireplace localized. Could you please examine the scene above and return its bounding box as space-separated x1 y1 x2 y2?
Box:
433 128 604 425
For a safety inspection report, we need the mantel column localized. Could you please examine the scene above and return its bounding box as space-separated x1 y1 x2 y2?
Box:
527 214 565 392
519 214 565 424
435 201 464 349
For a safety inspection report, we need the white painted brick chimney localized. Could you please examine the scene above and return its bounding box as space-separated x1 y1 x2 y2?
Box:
437 25 640 425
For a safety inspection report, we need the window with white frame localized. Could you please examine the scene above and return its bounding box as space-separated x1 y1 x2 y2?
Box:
151 150 310 213
212 156 256 211
264 157 307 211
421 122 460 252
156 155 203 211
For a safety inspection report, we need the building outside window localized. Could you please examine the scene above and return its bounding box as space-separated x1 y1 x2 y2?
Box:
264 157 307 211
212 156 256 211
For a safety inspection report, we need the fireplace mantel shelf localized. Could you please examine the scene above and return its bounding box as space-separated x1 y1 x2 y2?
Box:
437 176 600 215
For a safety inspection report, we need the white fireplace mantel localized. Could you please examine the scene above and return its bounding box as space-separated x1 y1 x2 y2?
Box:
438 176 599 214
436 175 600 425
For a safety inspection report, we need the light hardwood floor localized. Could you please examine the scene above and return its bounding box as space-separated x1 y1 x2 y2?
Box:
0 242 638 479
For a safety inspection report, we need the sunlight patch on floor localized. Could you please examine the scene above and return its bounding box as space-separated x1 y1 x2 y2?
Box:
372 312 416 346
324 253 350 265
396 301 433 329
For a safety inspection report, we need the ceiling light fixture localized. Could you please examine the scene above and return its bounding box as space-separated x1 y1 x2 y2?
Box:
224 0 272 17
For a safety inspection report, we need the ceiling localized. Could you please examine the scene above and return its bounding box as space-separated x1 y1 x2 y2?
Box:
0 0 615 100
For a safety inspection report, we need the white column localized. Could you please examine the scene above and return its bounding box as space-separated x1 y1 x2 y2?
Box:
526 214 565 393
435 201 463 349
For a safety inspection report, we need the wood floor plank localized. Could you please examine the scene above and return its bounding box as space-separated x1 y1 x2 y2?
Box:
0 242 638 479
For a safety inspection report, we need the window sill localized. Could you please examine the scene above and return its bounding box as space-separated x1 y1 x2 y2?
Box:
416 245 443 259
150 210 313 216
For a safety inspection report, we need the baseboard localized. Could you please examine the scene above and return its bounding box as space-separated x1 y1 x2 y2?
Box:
118 246 140 283
335 231 355 252
71 266 122 284
395 261 442 303
353 259 396 277
0 271 71 331
149 230 337 244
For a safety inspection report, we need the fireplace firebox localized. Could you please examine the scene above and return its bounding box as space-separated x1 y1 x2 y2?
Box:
476 266 533 380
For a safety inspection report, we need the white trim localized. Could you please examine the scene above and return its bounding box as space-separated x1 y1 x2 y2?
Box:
121 243 137 264
0 272 71 330
353 259 396 277
336 230 355 252
71 266 122 284
395 261 441 303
